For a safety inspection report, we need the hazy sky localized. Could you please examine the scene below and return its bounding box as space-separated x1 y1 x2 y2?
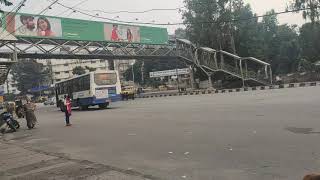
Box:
3 0 308 34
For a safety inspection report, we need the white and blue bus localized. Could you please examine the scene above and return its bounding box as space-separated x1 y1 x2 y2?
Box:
55 71 121 110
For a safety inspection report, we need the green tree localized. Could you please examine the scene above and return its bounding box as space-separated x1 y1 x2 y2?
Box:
289 0 320 22
182 0 232 50
0 0 12 13
174 28 187 39
299 22 320 63
233 4 262 57
0 0 12 6
85 66 96 72
11 59 49 94
72 66 86 75
253 10 300 74
272 24 300 74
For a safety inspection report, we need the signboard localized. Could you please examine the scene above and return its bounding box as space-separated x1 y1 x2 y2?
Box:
150 68 190 78
0 85 4 95
3 12 168 44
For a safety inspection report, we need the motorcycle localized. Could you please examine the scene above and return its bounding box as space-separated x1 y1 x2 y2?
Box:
0 112 20 133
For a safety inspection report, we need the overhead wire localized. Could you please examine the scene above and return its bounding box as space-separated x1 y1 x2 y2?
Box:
79 7 183 14
53 0 318 26
55 0 88 17
73 1 230 14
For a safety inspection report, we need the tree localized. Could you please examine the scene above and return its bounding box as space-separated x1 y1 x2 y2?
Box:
299 22 320 63
11 59 49 94
174 28 187 39
85 66 96 72
249 10 300 74
272 24 300 74
0 0 12 6
182 0 233 50
0 0 12 14
289 0 320 22
233 4 262 57
72 66 86 75
0 0 12 13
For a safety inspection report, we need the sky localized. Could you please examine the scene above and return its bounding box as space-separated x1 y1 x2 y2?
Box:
3 0 308 34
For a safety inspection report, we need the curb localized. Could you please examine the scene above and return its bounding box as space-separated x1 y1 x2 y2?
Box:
139 81 320 99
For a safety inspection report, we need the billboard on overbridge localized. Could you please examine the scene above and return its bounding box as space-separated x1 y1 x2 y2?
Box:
2 12 168 44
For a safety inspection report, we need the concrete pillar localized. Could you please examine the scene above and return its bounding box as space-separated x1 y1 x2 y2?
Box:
240 59 245 87
208 73 213 88
189 66 195 89
108 60 115 70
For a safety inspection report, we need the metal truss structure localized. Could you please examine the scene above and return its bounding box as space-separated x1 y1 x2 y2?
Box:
175 39 273 87
0 37 176 60
0 37 272 87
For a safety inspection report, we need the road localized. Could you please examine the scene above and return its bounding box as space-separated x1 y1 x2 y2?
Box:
3 87 320 180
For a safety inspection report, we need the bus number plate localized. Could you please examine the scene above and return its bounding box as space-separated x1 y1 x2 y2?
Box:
96 89 108 99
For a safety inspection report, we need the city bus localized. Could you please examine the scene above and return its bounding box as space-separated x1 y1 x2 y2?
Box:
55 70 121 110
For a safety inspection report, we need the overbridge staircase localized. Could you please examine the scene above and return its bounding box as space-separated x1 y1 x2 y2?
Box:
175 39 273 88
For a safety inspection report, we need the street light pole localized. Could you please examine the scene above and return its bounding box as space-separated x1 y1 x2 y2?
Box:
131 64 135 85
176 68 180 92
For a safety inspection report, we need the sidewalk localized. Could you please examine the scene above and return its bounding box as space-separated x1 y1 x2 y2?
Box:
0 141 153 180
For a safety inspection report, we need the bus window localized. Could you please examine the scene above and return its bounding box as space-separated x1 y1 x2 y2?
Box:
84 75 90 90
94 73 117 85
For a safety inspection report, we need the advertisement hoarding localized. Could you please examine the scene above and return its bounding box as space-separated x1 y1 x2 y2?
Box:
150 68 190 78
3 12 168 44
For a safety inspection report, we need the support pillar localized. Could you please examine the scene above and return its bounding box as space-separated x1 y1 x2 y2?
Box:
208 73 213 88
189 65 195 89
245 60 248 78
240 59 245 88
220 53 224 69
269 66 273 84
214 52 218 69
108 60 115 70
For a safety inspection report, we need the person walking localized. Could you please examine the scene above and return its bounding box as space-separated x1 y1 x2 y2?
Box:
64 95 72 126
24 98 37 129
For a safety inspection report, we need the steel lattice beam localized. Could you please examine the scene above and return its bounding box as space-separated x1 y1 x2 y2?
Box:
0 37 178 60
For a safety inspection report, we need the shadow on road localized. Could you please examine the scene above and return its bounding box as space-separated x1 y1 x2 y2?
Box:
73 107 120 112
285 127 320 134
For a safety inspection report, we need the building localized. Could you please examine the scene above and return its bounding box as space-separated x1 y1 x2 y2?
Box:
114 59 135 83
37 59 110 84
3 73 20 94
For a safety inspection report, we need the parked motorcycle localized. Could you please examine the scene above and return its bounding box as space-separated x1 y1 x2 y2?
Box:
0 112 20 133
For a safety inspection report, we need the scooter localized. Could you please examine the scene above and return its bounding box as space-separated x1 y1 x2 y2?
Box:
0 112 20 133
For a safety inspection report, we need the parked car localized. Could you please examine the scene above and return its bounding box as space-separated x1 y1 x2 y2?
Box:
44 99 55 106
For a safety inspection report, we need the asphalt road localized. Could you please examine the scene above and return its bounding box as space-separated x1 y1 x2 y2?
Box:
5 87 320 180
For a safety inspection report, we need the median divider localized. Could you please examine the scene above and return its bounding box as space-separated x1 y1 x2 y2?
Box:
138 81 320 99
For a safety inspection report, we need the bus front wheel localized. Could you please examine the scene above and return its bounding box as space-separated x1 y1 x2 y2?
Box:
79 105 89 111
99 103 108 109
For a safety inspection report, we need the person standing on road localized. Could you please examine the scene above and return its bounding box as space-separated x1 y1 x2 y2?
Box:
64 95 72 126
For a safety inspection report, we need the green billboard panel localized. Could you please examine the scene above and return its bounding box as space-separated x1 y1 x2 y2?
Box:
4 12 168 44
140 26 169 44
61 18 104 41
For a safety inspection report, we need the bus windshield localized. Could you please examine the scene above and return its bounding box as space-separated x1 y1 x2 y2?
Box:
94 73 117 86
